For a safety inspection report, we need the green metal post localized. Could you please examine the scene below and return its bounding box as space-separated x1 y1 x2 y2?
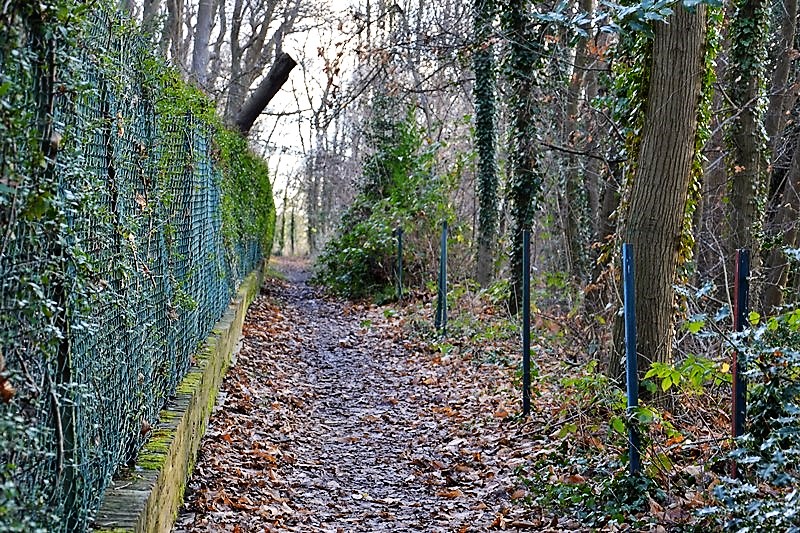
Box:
522 229 531 416
435 221 448 334
396 228 404 300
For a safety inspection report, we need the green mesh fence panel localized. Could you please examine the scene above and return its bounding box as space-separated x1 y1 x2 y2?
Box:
0 6 273 531
0 10 66 531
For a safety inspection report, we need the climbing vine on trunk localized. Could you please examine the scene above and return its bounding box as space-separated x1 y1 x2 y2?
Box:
473 0 498 287
502 0 545 314
726 0 770 267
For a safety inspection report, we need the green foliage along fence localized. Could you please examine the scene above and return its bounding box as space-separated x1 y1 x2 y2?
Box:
0 3 275 531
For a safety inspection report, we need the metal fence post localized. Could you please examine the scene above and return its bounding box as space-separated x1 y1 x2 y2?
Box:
732 248 750 477
622 243 641 476
435 221 448 334
522 229 531 416
396 227 404 300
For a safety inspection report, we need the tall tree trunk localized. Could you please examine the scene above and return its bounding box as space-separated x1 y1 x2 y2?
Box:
161 0 183 65
306 157 320 255
503 1 543 314
474 0 498 286
290 207 296 256
584 31 612 262
584 164 620 316
610 6 707 383
143 0 161 30
763 129 800 312
765 0 799 154
727 0 770 271
224 0 245 122
696 83 728 288
397 0 434 132
762 0 800 312
191 0 214 88
562 0 595 282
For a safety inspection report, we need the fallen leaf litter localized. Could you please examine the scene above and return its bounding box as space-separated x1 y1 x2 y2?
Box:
175 258 542 532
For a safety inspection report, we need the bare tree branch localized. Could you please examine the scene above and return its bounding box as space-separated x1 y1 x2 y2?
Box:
235 52 298 135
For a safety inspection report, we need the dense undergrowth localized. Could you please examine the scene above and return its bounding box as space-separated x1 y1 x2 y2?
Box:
312 98 800 527
363 275 800 530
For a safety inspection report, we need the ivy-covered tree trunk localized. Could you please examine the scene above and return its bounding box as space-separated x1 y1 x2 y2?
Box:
473 0 498 287
726 0 769 274
610 6 707 383
503 0 543 314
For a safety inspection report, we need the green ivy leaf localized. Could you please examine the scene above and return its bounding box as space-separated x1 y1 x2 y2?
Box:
686 315 706 334
611 416 626 435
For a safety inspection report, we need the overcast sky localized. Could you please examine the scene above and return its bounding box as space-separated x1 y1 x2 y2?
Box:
259 0 357 201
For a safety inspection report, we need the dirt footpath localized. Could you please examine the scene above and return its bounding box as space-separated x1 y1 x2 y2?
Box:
175 257 535 532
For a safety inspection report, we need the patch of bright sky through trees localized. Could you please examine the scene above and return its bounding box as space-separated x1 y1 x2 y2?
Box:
259 0 356 199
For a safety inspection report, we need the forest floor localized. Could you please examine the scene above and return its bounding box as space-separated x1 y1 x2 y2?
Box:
174 257 727 532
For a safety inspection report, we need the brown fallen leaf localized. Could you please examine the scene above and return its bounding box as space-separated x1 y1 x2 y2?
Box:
510 521 542 529
490 513 506 528
437 488 463 498
135 193 147 210
649 496 664 514
0 379 15 403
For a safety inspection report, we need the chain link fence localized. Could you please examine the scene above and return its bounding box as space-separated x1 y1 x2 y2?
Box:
0 4 274 531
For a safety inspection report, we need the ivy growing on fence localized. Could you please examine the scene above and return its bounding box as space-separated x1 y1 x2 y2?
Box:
0 2 275 530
